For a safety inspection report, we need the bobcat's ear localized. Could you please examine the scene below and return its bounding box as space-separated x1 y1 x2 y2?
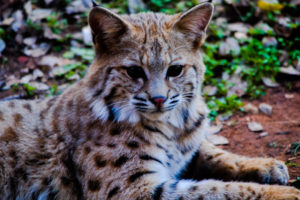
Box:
174 2 214 48
89 7 129 53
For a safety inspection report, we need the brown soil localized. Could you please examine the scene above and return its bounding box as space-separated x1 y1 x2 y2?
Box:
218 81 300 182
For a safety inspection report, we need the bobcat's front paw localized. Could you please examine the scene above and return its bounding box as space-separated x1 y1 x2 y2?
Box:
238 158 289 185
267 185 300 200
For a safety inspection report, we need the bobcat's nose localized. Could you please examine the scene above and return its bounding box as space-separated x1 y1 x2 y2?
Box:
150 96 167 108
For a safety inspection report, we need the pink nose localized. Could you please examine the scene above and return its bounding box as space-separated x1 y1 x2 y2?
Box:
150 96 167 107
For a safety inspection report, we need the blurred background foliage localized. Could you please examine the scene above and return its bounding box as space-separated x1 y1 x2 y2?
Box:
0 0 299 120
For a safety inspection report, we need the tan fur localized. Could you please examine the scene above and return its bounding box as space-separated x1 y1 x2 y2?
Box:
0 3 299 199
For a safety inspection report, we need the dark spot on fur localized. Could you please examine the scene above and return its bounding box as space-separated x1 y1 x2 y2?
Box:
23 103 32 112
15 167 28 181
42 177 52 186
9 176 17 199
139 155 163 164
185 114 205 135
88 180 101 191
206 155 213 161
8 101 15 108
107 186 120 198
110 126 121 136
94 155 107 168
127 141 139 149
189 186 198 192
134 132 150 144
152 182 164 200
84 146 91 154
0 111 3 120
13 113 23 126
1 127 18 141
61 176 71 186
8 148 17 158
212 186 217 192
128 171 155 183
114 156 129 167
61 148 83 199
93 89 103 98
107 143 116 148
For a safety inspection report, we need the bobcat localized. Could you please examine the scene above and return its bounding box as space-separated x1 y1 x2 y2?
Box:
0 2 299 200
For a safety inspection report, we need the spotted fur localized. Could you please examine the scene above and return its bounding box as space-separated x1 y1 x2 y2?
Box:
0 3 299 200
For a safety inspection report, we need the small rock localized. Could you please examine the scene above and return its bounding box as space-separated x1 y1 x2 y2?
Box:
284 94 294 99
66 0 89 14
38 55 73 69
254 22 274 33
43 26 62 40
82 26 92 45
0 39 6 54
259 103 272 116
23 37 37 47
0 17 15 26
218 113 232 122
24 1 32 15
207 135 229 145
23 43 50 57
12 10 24 32
279 50 289 65
203 85 217 96
259 132 269 138
33 69 44 79
294 59 300 72
262 77 279 87
228 23 250 33
222 72 230 81
280 66 300 76
28 9 52 21
248 122 264 132
29 82 49 91
128 0 147 14
219 37 240 56
20 74 33 84
44 0 54 5
234 32 248 40
226 75 247 97
67 74 80 81
243 103 259 114
276 131 290 135
262 36 277 47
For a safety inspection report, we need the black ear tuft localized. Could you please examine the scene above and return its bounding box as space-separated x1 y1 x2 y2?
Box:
92 0 99 7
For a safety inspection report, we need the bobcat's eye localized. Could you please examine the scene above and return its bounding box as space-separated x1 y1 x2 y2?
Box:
166 65 184 78
126 66 147 80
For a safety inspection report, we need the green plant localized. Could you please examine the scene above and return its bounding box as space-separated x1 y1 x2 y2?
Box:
24 84 37 97
240 38 280 98
290 142 300 156
0 28 5 38
206 95 243 121
47 84 62 97
25 19 41 31
63 47 94 61
101 0 129 14
146 0 198 14
46 12 68 34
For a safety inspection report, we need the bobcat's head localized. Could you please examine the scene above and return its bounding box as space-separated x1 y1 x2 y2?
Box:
85 3 213 127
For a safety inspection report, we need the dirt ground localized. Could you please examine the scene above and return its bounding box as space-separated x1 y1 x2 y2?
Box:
218 80 300 183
